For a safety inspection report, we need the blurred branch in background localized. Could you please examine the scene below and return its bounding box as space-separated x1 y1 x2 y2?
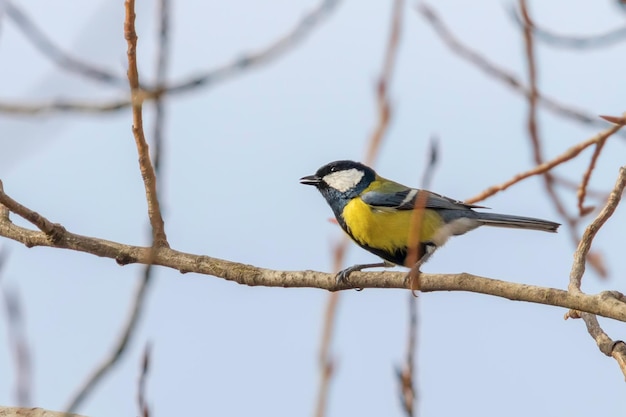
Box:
396 136 439 417
137 343 152 417
63 247 157 414
0 250 33 407
507 3 626 50
313 244 343 417
396 293 417 417
165 0 341 95
416 4 626 140
152 0 170 174
314 1 403 415
518 0 579 254
4 1 127 87
0 0 342 115
363 0 403 166
0 0 7 32
553 174 610 202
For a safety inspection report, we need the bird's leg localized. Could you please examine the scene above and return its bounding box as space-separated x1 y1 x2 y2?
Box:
404 243 436 289
336 261 395 286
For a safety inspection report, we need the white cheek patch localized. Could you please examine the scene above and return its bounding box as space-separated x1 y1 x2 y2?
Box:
323 169 365 193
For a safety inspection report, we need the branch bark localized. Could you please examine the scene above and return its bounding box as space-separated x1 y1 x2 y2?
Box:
1 197 625 322
0 406 87 417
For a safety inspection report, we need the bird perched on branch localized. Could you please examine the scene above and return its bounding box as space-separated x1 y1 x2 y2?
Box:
300 160 560 282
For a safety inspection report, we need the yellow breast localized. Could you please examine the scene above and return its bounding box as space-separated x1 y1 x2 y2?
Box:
342 197 443 253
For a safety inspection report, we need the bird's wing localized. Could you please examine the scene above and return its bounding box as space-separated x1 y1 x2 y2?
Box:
361 179 486 211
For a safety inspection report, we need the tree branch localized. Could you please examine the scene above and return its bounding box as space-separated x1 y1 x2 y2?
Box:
124 0 168 248
1 182 626 322
581 313 626 379
569 167 626 292
0 406 88 417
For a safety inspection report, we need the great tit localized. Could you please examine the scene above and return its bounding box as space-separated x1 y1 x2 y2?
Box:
300 160 560 280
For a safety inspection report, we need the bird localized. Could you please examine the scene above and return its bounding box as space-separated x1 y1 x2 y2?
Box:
300 160 560 282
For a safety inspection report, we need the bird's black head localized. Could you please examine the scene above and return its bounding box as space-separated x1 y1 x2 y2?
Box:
300 160 376 217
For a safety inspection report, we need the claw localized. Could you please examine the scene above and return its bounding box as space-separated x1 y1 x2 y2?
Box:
335 261 395 287
335 265 360 285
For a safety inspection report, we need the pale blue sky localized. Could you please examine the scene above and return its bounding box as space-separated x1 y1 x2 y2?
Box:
0 1 625 416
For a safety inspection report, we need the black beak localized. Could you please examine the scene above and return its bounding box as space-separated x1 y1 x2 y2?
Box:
299 175 322 186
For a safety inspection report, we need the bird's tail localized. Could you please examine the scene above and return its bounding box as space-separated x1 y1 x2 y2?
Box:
475 212 560 233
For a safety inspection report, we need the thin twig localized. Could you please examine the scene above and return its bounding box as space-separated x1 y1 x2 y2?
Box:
601 114 626 126
137 343 151 417
466 123 624 204
0 180 67 243
125 0 168 248
569 167 626 293
577 138 608 216
578 113 626 215
416 3 626 139
4 1 127 87
130 6 169 417
507 4 626 50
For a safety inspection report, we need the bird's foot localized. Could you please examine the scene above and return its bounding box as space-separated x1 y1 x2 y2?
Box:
336 261 395 287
